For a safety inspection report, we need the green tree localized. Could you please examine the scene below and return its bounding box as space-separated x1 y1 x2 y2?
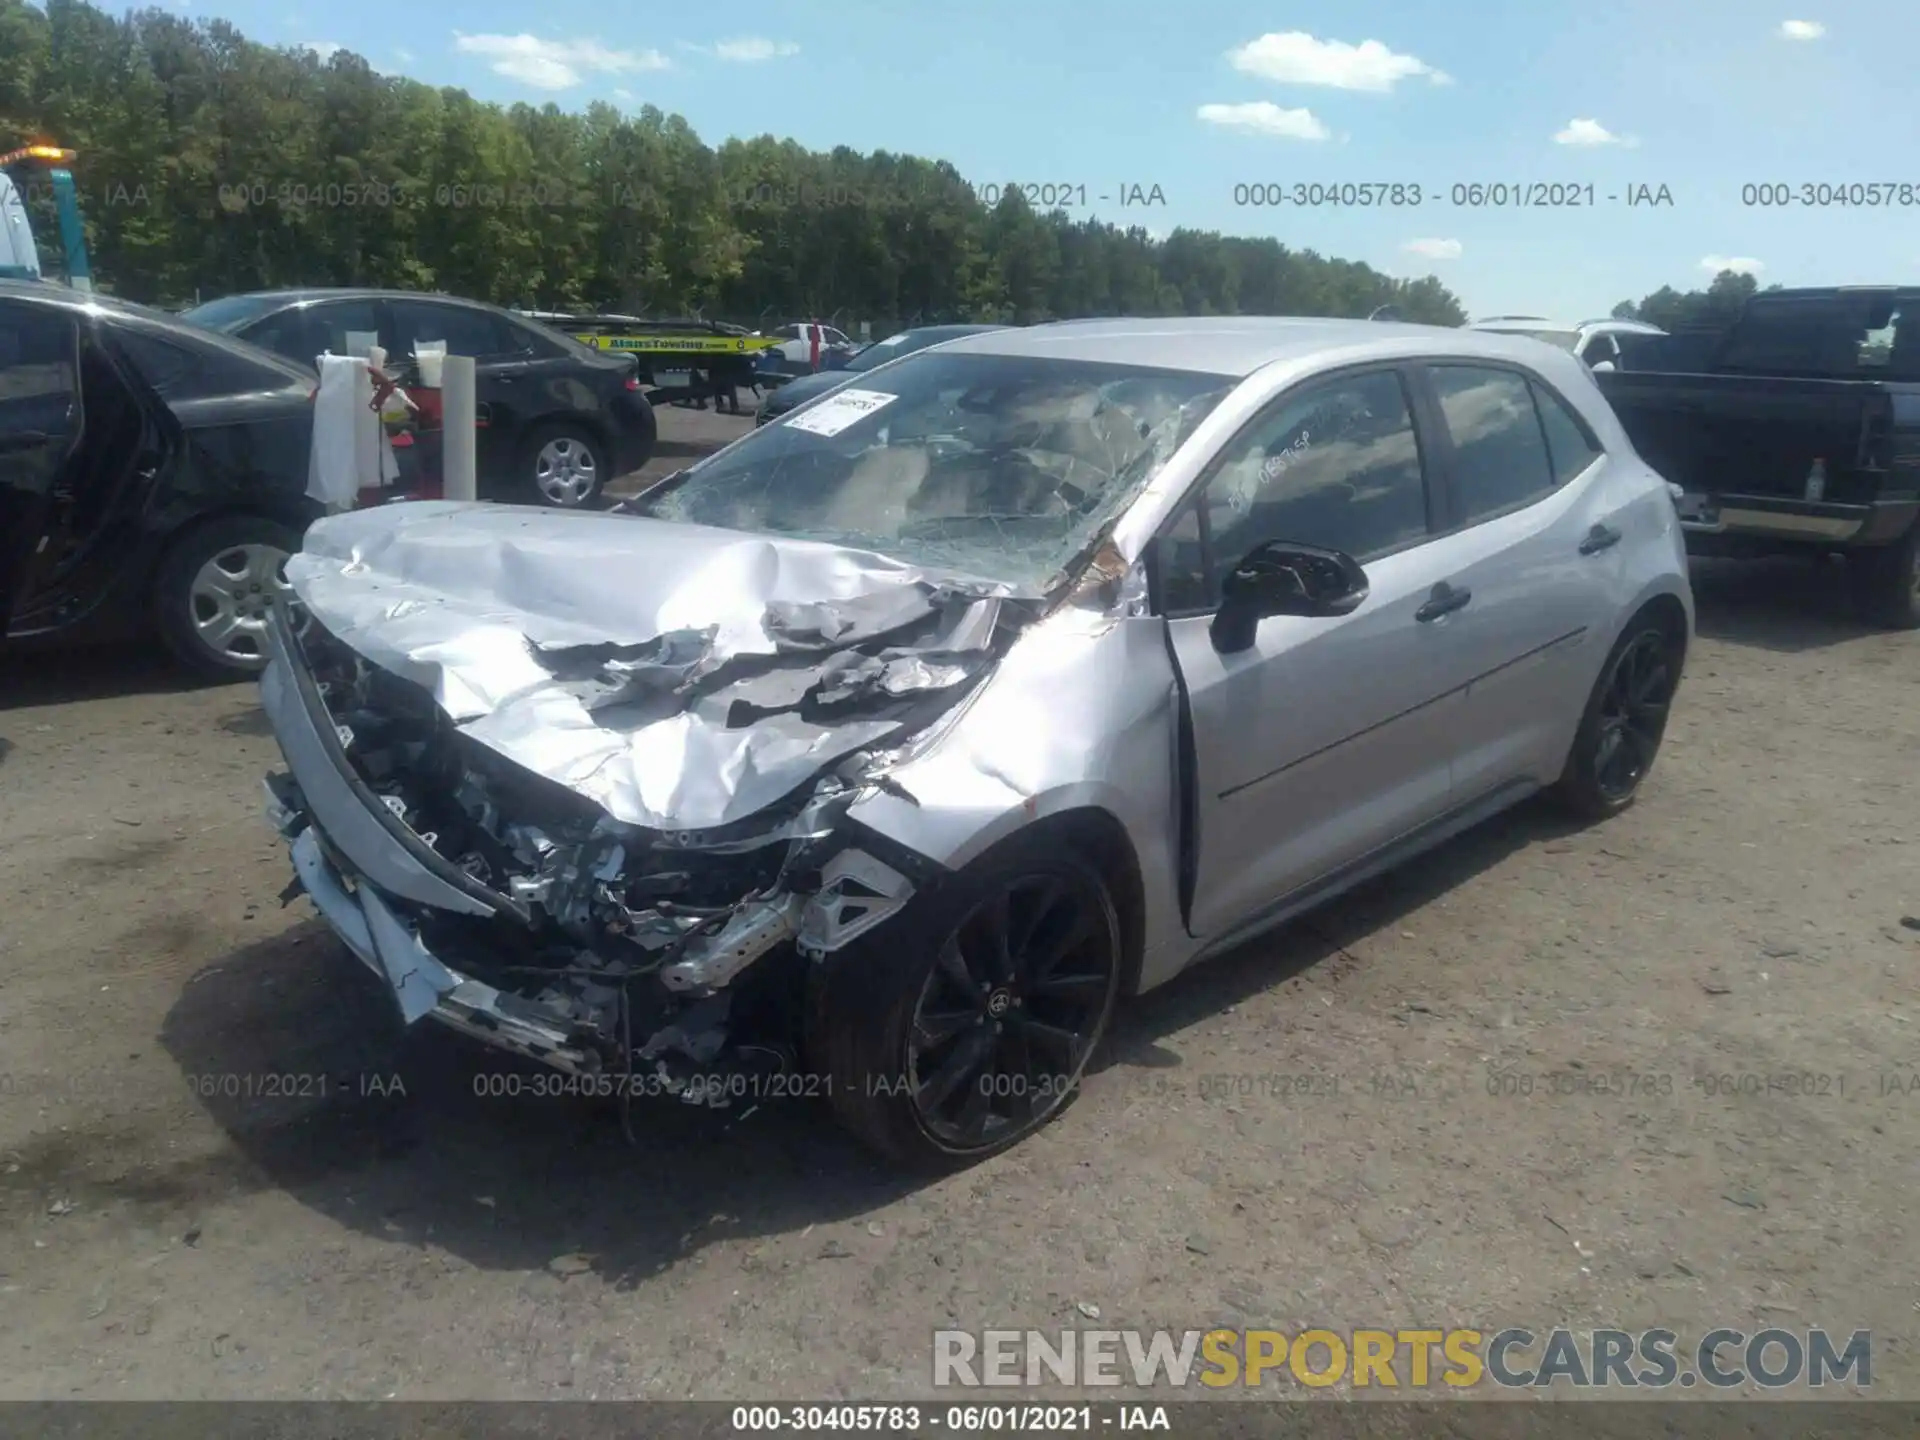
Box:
1 0 1467 329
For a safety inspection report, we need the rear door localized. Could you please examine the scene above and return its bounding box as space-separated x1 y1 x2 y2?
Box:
0 297 81 635
387 299 529 473
1412 363 1623 797
1156 365 1463 939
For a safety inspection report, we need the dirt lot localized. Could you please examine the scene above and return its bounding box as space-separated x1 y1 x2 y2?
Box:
2 405 1918 1401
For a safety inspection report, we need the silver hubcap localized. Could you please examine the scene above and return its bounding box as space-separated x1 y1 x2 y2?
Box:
534 437 598 506
189 543 291 667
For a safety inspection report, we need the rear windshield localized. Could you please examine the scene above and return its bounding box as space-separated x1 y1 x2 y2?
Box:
1492 329 1580 351
1718 295 1920 378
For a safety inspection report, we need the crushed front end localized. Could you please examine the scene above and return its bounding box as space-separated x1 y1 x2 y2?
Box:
255 512 1016 1100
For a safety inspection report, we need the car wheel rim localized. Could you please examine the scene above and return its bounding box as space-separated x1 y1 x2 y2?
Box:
905 871 1119 1152
535 437 597 506
1592 628 1676 803
190 544 293 669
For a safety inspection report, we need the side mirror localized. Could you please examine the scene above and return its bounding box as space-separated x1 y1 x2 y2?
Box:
1210 540 1369 654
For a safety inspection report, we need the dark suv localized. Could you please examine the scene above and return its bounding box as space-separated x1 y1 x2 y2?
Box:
183 288 657 508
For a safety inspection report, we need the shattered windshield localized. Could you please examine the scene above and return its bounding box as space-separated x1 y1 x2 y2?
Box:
633 351 1233 589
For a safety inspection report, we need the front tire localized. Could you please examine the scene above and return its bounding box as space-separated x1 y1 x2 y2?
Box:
807 834 1123 1169
154 516 302 680
522 423 607 509
1551 615 1683 820
1851 523 1920 630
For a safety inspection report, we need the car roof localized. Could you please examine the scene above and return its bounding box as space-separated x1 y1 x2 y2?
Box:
901 323 1008 339
205 287 513 312
0 280 314 377
1469 317 1665 335
934 316 1568 376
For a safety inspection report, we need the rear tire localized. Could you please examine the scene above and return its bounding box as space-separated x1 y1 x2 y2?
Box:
522 422 607 509
1551 613 1683 820
154 515 302 680
806 832 1123 1170
1851 523 1920 630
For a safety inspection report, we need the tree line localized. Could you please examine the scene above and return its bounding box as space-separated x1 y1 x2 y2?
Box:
0 0 1468 329
1610 270 1780 331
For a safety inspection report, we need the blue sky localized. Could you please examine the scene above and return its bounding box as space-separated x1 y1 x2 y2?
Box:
220 0 1919 319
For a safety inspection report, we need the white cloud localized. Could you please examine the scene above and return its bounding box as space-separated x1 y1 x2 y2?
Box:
1196 101 1330 140
300 41 342 60
394 47 414 63
453 33 670 90
1227 32 1450 91
1402 237 1462 259
1701 254 1765 275
1778 19 1825 39
1553 117 1633 146
613 87 635 100
714 36 800 62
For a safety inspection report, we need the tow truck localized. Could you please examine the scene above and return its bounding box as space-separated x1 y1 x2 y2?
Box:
0 143 92 291
518 310 781 405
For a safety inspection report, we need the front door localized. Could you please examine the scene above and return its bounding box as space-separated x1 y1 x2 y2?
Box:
0 298 80 636
1155 366 1463 940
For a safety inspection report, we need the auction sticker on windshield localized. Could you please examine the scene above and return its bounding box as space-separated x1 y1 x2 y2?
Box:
787 387 897 436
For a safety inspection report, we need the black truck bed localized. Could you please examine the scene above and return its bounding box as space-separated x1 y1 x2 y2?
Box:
1596 369 1920 520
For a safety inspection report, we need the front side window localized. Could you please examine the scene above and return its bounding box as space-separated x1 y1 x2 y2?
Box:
1158 369 1430 612
1429 365 1557 523
631 350 1231 590
246 299 383 364
0 300 78 440
112 324 292 400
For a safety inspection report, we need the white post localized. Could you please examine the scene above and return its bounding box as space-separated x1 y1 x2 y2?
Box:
350 360 380 511
441 354 477 502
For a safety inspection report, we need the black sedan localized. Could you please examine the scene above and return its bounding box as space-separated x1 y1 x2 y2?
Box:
0 280 341 678
754 324 1009 426
182 288 656 508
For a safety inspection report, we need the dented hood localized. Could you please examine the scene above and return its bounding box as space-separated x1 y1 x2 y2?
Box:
284 502 1015 832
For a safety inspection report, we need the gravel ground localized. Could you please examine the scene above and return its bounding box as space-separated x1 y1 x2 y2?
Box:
2 407 1918 1401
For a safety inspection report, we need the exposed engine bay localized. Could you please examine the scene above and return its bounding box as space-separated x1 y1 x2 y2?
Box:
260 505 1057 1104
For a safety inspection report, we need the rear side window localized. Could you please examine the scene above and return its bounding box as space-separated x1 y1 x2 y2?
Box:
1531 382 1603 483
389 300 522 358
1428 365 1556 523
112 323 290 400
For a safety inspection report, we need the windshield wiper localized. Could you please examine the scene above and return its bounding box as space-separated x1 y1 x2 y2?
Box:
612 469 688 513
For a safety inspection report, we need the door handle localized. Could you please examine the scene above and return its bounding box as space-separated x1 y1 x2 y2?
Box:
1579 523 1622 555
1415 581 1471 622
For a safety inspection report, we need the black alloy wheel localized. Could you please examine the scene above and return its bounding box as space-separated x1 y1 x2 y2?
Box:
905 873 1119 1152
809 837 1123 1168
1554 618 1681 818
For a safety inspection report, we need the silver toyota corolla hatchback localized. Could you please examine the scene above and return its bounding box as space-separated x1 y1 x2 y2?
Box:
259 318 1692 1167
